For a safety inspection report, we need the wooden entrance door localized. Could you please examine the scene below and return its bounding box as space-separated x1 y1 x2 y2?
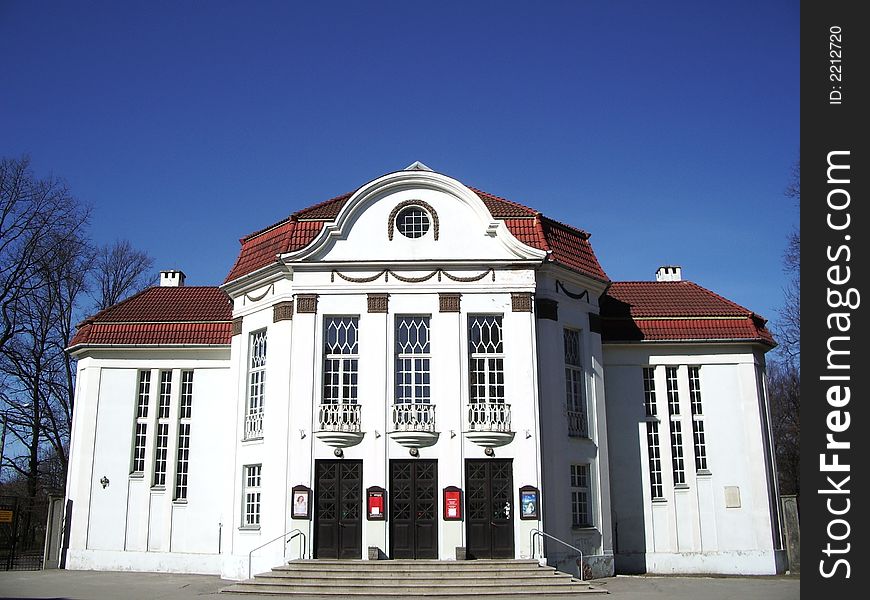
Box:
465 459 514 559
314 460 362 559
389 460 438 559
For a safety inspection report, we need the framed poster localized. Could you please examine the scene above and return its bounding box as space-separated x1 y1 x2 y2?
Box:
443 486 462 520
366 486 386 520
291 485 311 519
519 485 539 520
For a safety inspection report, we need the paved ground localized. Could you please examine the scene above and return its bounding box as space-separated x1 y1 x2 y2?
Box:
0 570 799 600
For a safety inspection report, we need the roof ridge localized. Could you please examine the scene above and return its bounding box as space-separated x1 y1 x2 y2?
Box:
466 185 537 215
291 191 355 219
538 214 591 239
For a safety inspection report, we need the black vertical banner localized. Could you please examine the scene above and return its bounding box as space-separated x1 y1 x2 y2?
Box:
802 1 868 597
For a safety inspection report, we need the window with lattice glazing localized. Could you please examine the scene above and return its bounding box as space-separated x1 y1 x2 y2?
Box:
688 366 708 472
564 328 587 437
131 370 151 474
174 370 193 500
323 317 359 404
395 206 430 238
153 370 172 487
570 464 592 527
242 464 262 528
468 315 510 432
321 317 361 432
665 366 686 486
394 316 433 431
245 330 267 440
642 367 664 499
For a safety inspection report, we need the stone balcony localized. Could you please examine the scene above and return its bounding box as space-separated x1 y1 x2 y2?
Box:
466 401 514 447
315 402 364 448
388 403 439 448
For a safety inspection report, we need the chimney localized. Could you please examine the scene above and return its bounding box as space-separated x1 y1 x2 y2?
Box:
655 265 682 282
160 270 186 287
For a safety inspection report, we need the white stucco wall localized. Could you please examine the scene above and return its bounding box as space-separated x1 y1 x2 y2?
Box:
603 344 784 575
65 351 231 574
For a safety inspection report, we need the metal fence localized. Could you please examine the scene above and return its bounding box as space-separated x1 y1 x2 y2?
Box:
0 495 46 571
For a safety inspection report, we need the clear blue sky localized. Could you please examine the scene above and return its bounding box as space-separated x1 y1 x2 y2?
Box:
0 0 799 330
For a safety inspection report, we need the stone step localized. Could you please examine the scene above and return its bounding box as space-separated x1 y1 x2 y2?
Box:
273 559 544 571
255 574 581 586
223 559 606 596
223 582 604 596
259 570 573 580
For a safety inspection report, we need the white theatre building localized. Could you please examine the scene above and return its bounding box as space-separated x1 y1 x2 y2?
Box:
64 164 785 579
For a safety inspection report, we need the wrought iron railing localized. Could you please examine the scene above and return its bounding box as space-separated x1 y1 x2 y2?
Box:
318 403 362 432
567 409 588 437
244 409 263 440
248 529 306 579
468 402 511 432
392 403 436 432
529 528 585 581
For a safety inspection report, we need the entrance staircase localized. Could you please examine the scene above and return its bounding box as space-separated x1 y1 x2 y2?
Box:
223 559 606 597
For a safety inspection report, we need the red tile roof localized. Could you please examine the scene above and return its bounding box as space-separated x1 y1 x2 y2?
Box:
224 183 609 284
70 322 233 347
69 287 233 350
600 281 774 346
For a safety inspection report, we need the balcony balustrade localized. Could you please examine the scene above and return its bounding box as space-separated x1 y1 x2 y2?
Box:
567 409 588 438
466 401 514 448
389 403 439 448
315 403 364 448
244 410 263 441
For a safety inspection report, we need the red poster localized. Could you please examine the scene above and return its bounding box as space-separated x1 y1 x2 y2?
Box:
444 488 462 520
369 493 384 518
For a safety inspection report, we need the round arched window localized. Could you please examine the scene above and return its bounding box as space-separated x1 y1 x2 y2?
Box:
395 206 430 238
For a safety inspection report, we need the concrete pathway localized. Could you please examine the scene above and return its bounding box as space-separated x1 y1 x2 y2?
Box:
0 570 799 600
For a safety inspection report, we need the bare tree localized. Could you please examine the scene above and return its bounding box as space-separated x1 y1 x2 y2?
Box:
1 156 154 495
1 156 89 349
777 160 800 363
768 159 800 502
767 361 800 497
92 240 156 311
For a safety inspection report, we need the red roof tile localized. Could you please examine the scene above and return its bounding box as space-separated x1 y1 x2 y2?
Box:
602 281 755 318
92 287 232 322
69 286 233 349
71 322 233 346
225 182 609 284
600 281 774 346
293 192 354 220
468 187 538 217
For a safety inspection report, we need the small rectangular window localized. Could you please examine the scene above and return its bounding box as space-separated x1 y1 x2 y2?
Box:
570 464 592 527
243 464 262 527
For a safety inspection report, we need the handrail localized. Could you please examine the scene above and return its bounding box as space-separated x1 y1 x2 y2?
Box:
248 528 306 579
529 528 584 581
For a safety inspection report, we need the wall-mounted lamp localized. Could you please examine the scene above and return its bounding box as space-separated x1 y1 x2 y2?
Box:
484 447 495 457
525 429 532 439
100 476 110 489
409 448 419 457
449 430 456 439
300 429 306 439
374 430 381 438
334 448 343 458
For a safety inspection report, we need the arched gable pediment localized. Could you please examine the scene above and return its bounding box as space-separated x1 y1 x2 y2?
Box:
279 170 547 264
